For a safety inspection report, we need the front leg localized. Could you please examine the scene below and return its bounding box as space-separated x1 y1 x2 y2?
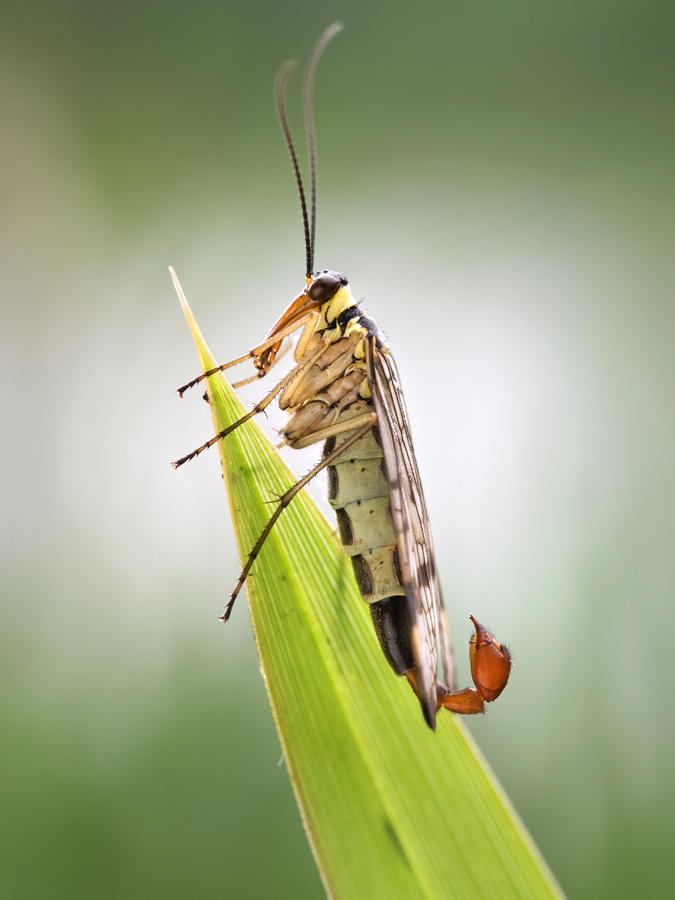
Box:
170 268 318 395
172 338 331 469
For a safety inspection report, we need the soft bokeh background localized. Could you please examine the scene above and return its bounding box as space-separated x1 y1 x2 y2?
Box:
2 1 674 897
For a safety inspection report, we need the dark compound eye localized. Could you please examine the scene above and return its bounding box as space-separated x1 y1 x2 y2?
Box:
308 272 341 302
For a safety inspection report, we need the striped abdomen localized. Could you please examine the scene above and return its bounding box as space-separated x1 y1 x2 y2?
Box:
326 408 414 676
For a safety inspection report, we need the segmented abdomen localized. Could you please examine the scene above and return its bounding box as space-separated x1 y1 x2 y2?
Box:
325 402 404 605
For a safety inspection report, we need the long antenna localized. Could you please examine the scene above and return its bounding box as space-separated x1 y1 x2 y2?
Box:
275 60 312 278
304 23 343 273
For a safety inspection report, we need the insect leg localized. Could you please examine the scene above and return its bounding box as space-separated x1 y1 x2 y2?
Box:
289 413 378 450
221 415 376 622
230 311 320 389
176 352 256 397
175 315 316 396
293 313 321 361
172 339 331 469
170 267 319 395
231 341 293 388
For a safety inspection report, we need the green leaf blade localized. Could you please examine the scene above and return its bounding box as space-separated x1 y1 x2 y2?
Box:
175 276 564 900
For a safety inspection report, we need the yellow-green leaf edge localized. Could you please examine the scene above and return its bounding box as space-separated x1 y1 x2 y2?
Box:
175 274 564 900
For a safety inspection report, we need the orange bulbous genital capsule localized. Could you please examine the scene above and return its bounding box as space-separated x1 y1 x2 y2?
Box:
469 616 512 703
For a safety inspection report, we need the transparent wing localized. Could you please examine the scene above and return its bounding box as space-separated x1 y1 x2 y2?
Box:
366 339 454 728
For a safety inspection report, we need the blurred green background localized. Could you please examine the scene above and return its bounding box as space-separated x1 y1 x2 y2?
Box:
1 1 674 897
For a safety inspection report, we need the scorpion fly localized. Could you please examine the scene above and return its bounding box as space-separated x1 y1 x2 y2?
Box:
171 23 511 729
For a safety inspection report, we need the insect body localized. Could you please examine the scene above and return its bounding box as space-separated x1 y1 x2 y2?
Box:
171 25 511 729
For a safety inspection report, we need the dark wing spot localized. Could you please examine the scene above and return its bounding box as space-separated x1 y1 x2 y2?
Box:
417 558 431 588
